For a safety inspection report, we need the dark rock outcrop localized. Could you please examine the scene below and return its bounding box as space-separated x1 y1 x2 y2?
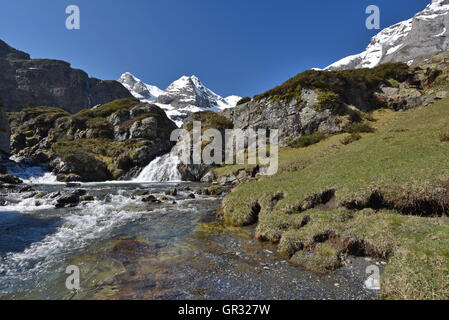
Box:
55 190 86 208
0 96 10 158
0 39 132 113
0 173 22 184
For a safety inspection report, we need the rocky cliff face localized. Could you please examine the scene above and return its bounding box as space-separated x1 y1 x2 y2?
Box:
221 90 339 146
326 0 449 70
0 40 132 113
0 97 10 158
8 98 177 182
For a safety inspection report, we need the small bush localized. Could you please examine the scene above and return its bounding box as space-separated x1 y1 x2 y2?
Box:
289 132 327 148
295 85 303 103
314 91 341 112
344 122 375 134
269 95 282 104
318 91 340 105
439 132 449 142
388 78 401 88
236 97 251 105
341 133 362 145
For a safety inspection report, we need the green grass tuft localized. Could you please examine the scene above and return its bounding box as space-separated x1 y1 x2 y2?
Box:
344 121 375 134
288 132 327 148
341 133 362 145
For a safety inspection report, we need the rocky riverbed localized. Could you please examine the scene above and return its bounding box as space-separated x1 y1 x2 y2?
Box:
0 165 380 300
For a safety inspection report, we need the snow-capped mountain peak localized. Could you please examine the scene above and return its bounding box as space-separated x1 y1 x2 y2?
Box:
118 72 164 102
326 0 449 70
118 73 241 127
157 75 241 126
165 75 214 96
165 75 202 93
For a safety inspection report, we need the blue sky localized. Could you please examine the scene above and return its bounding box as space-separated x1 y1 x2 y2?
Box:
0 0 430 97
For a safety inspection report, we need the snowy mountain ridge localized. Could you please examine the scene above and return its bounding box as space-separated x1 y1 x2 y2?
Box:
118 73 240 126
326 0 449 70
118 72 164 102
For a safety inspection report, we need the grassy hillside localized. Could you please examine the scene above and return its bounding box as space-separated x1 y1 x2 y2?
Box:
219 97 449 299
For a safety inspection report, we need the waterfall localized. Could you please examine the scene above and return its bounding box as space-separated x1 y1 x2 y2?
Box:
4 158 60 184
134 150 182 182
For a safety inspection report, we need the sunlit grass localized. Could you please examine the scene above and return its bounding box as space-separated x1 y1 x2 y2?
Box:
220 100 449 299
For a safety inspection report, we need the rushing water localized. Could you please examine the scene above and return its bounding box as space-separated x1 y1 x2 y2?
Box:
135 151 181 182
0 161 379 300
3 159 60 184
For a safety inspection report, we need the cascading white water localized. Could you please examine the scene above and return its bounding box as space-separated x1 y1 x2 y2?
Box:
4 158 60 184
134 150 182 182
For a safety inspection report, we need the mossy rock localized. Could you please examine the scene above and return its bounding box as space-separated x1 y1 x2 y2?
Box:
289 243 341 275
0 174 23 184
